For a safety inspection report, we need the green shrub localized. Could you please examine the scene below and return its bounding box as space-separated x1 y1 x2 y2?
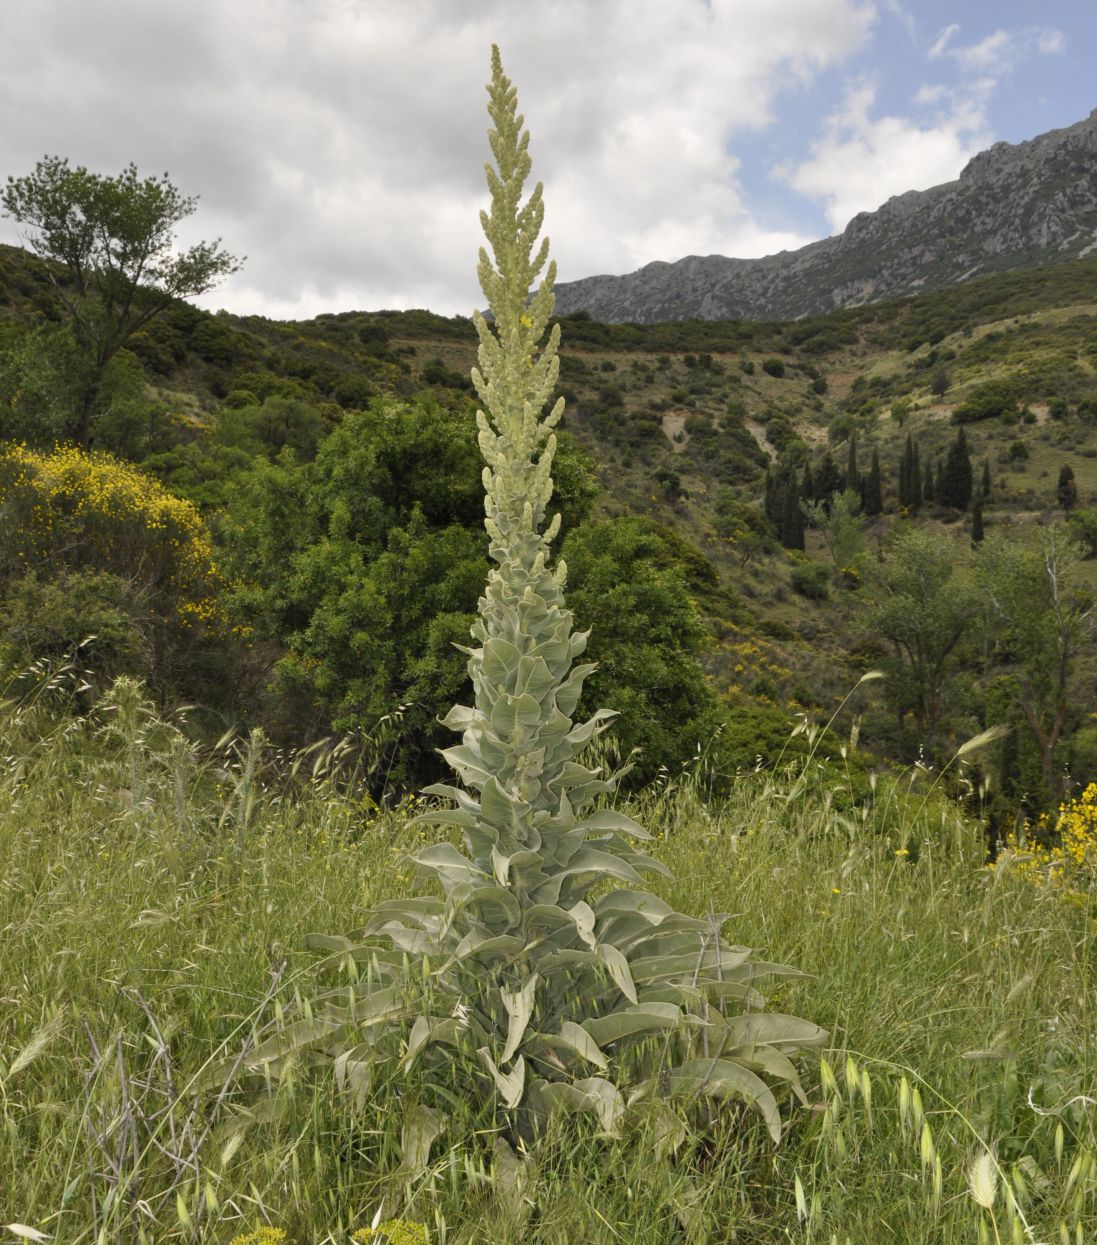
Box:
790 560 830 600
952 379 1018 423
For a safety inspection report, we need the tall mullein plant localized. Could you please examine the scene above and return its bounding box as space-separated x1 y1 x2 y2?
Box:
280 49 824 1153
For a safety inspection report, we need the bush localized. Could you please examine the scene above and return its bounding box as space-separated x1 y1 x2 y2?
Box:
952 379 1018 424
790 560 830 600
0 445 227 695
0 444 219 623
0 569 147 681
762 357 786 378
1068 507 1097 556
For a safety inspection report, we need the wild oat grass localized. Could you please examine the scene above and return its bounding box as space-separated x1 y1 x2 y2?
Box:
0 674 1093 1243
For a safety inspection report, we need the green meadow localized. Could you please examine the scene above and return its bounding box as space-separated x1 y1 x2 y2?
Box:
1 672 1093 1244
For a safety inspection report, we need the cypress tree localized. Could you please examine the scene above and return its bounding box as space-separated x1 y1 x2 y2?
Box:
981 457 991 498
941 427 973 510
815 450 843 511
764 466 781 528
846 437 859 496
910 441 922 512
924 458 936 505
801 460 815 505
971 496 985 544
1057 463 1078 510
898 436 912 509
780 472 804 550
863 448 884 516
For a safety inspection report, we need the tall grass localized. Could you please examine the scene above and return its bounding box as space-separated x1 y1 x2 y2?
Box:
1 673 1093 1243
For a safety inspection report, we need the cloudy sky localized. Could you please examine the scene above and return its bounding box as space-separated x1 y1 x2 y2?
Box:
1 1 1093 319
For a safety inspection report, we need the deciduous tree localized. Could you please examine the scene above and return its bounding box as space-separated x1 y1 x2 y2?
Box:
864 525 977 748
2 157 241 445
975 527 1096 804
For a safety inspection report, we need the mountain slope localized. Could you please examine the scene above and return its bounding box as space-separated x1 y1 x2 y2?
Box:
554 109 1097 324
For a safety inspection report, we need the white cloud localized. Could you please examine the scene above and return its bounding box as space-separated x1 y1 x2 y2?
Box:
780 18 1069 236
775 80 991 232
928 24 1066 75
0 0 875 316
883 0 916 41
928 24 959 59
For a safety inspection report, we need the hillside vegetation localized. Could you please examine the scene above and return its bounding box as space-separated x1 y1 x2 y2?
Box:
4 242 1097 815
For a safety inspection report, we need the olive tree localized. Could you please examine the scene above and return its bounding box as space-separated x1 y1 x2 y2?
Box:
2 156 241 445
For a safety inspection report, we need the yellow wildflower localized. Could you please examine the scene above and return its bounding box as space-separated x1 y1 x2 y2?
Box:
352 1220 429 1245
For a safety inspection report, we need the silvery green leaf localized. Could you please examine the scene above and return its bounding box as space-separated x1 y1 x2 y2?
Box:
479 1048 526 1109
454 931 525 961
597 941 637 1004
371 921 434 954
409 808 476 831
554 661 597 715
635 982 705 1009
544 846 645 886
403 1015 431 1068
401 1104 446 1174
463 884 521 928
662 1057 783 1143
595 891 674 922
533 948 601 975
490 843 510 884
333 1044 374 1108
634 1098 689 1159
573 1076 625 1133
491 1135 525 1199
408 842 491 887
566 900 597 948
523 904 577 945
556 1020 608 1070
482 638 522 681
500 974 539 1064
527 1075 624 1134
490 692 542 737
504 850 548 891
565 708 618 748
515 654 556 698
720 1013 828 1054
629 947 752 984
576 808 654 840
480 777 531 829
369 897 446 920
581 1003 683 1046
421 782 480 813
723 1045 807 1100
439 744 492 789
439 704 480 731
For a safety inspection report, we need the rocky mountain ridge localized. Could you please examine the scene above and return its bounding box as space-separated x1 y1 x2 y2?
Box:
553 108 1097 323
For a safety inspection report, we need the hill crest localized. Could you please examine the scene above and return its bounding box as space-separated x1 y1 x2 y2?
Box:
553 108 1097 323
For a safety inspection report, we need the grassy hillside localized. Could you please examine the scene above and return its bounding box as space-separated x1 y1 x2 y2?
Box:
3 244 1097 793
